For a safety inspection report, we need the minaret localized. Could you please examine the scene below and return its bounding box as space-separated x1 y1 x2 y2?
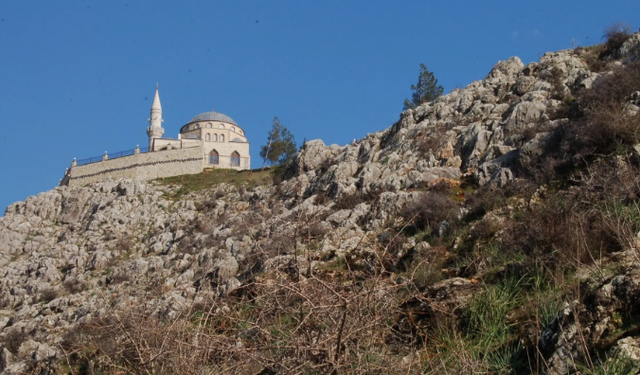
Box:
146 83 164 150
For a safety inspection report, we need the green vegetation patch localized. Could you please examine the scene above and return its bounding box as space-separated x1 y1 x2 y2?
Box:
155 168 273 198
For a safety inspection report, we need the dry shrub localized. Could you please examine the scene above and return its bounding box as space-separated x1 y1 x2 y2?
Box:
580 61 640 110
402 245 447 290
334 192 364 210
214 188 226 198
318 158 338 172
376 231 410 271
580 156 640 203
60 274 414 375
271 164 288 185
499 192 619 275
62 278 85 294
39 288 58 303
464 187 506 221
227 217 248 238
506 117 556 150
195 216 215 233
552 61 640 159
469 216 500 241
196 199 217 212
307 221 330 238
2 329 27 355
116 235 135 252
416 126 449 155
579 159 640 252
501 178 537 199
602 22 633 57
107 270 131 285
400 189 459 235
543 66 569 101
176 234 199 255
315 191 330 205
576 45 609 73
261 234 295 257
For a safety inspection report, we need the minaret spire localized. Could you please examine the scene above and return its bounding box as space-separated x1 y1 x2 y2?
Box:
146 84 164 149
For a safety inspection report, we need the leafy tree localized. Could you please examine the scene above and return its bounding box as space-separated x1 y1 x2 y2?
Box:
403 63 444 110
260 117 297 169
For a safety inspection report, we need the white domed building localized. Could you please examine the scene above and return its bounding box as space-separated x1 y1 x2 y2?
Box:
61 86 251 186
178 111 250 169
147 86 250 170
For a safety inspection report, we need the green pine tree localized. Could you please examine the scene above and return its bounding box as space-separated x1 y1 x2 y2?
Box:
260 117 297 169
403 63 444 110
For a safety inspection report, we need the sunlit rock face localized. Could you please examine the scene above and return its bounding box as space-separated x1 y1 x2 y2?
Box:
3 33 640 374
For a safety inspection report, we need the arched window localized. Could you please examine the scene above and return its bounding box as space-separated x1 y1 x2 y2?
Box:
219 124 225 129
231 126 236 132
213 134 218 142
209 150 219 165
207 123 212 128
220 134 225 142
231 151 240 166
205 133 210 141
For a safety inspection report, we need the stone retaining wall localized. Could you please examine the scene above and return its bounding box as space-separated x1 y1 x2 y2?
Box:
62 146 204 186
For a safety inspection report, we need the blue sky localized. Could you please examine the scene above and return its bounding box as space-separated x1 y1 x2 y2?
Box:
0 0 638 212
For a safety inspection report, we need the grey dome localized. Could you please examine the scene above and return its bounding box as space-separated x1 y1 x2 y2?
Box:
188 111 237 125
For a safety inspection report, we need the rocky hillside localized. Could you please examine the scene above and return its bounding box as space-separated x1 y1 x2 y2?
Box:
2 32 640 374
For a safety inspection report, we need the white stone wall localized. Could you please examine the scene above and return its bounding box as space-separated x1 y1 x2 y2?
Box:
65 146 204 186
181 120 251 170
152 138 201 151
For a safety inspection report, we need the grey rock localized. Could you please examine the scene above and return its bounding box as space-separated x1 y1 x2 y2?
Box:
504 100 547 132
213 256 238 282
474 162 514 188
326 210 352 226
618 33 640 61
612 337 640 361
513 76 536 96
486 56 524 81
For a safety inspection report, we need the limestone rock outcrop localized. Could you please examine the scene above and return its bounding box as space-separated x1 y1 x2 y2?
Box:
3 33 640 374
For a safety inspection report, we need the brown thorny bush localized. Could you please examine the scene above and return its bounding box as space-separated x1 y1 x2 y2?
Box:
503 61 640 274
399 186 459 237
59 200 437 375
60 274 422 375
602 22 633 58
559 61 640 157
475 158 640 278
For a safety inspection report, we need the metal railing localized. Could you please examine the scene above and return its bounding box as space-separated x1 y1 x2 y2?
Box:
75 146 151 166
76 155 104 166
108 148 136 159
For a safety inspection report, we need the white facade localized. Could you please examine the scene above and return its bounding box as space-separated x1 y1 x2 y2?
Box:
148 87 251 171
62 86 251 187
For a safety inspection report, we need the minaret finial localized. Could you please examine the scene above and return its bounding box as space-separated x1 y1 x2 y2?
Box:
156 82 158 90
